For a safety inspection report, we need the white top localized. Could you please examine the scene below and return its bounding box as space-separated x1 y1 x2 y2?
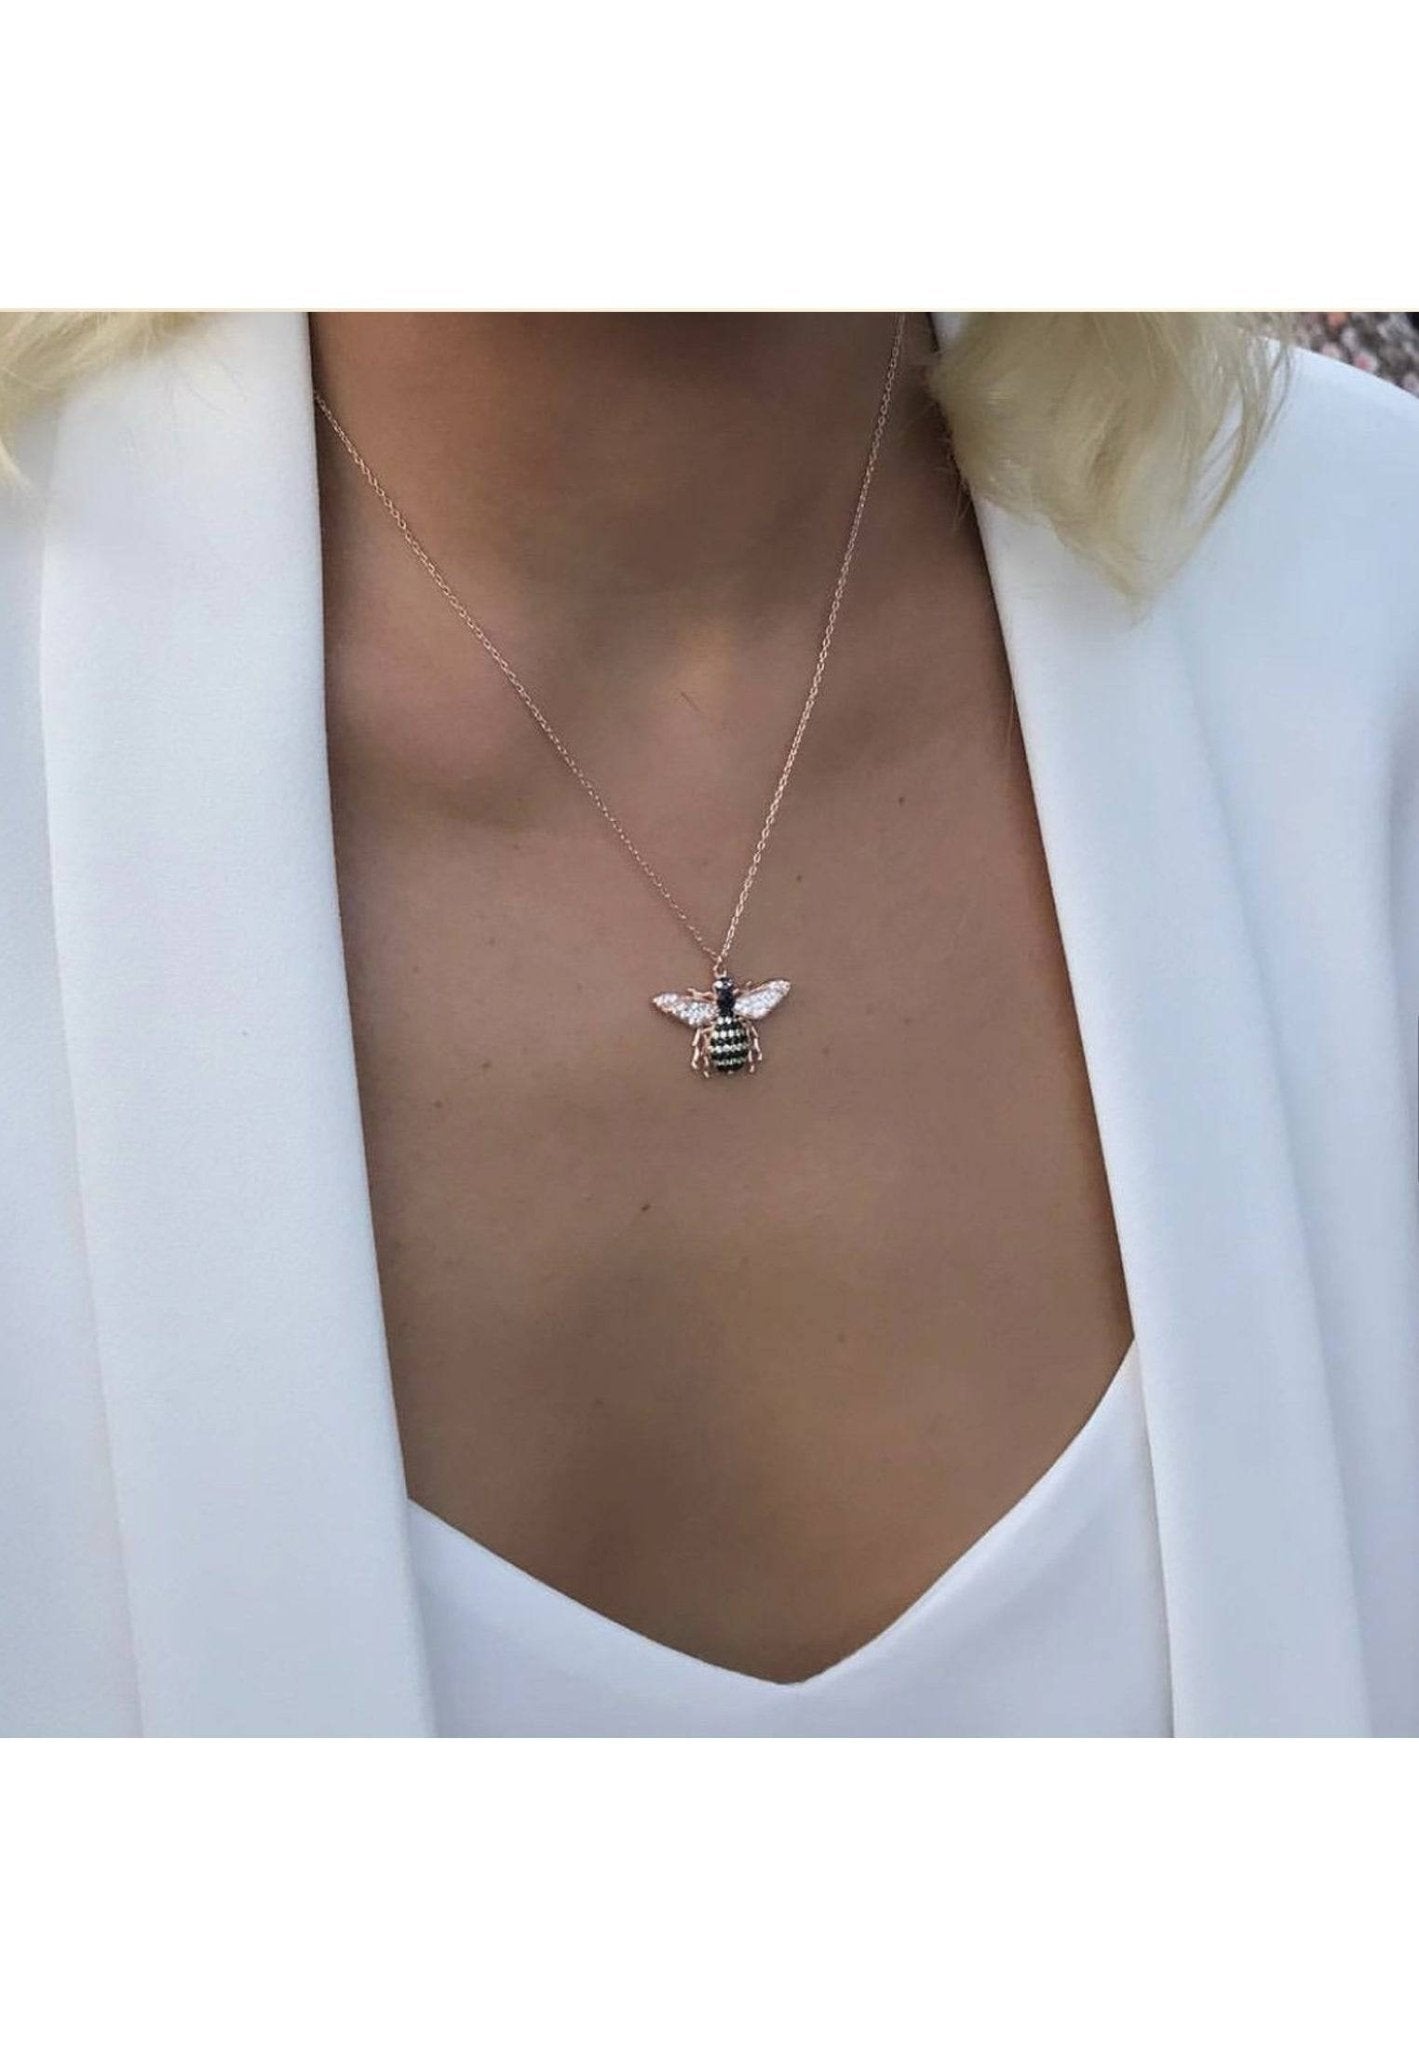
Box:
407 1342 1172 1736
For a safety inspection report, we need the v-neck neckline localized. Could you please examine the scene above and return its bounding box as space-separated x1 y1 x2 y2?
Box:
408 1341 1141 1696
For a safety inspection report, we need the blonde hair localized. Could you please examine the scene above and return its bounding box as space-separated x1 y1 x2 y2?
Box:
931 312 1288 596
0 310 1287 599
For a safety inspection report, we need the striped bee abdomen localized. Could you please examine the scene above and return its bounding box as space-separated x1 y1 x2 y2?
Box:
708 1015 753 1073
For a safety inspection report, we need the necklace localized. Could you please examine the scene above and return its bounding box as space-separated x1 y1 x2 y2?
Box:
314 311 906 1076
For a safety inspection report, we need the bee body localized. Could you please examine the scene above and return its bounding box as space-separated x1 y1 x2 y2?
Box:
707 1014 754 1073
652 973 791 1077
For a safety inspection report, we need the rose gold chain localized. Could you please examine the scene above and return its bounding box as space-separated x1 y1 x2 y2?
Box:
315 312 906 975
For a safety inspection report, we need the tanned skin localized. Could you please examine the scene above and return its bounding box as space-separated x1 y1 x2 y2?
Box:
311 312 1133 1682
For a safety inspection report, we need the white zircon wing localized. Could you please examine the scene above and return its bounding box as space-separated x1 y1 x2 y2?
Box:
652 992 717 1028
734 979 791 1021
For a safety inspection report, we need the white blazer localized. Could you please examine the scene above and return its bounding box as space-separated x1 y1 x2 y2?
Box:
1 313 1416 1736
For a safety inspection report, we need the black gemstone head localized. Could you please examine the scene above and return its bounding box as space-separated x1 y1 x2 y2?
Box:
714 975 737 1017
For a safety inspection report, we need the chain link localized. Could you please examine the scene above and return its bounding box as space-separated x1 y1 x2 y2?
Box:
315 313 906 976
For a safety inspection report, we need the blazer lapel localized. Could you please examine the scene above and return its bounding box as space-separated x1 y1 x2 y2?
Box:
971 491 1371 1733
40 312 434 1732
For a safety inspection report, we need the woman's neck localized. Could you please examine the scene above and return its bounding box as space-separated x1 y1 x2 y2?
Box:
308 312 934 622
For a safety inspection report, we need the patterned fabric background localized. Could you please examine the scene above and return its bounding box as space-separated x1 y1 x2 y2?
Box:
1292 312 1419 395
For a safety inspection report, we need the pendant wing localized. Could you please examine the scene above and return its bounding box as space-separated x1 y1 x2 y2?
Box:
652 991 717 1028
734 978 791 1021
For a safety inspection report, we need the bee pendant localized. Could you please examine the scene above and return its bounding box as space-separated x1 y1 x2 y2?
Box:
651 974 791 1076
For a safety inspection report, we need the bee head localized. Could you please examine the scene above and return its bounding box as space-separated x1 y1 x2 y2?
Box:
713 974 737 1017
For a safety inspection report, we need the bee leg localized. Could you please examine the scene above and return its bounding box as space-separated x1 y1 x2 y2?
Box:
747 1025 762 1072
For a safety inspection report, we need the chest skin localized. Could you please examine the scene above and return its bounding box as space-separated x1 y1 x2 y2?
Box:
323 508 1133 1685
